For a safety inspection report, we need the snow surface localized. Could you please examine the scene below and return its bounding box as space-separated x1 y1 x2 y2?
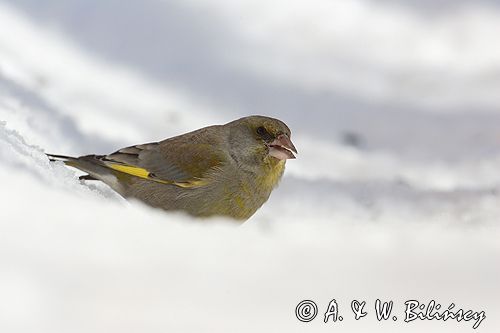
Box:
0 1 499 332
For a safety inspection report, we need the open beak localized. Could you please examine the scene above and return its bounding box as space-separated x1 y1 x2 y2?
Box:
268 134 298 160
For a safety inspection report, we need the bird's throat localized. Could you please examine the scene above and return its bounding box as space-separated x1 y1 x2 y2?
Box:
257 158 286 191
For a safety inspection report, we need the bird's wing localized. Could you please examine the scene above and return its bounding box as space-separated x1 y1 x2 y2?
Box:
99 138 225 188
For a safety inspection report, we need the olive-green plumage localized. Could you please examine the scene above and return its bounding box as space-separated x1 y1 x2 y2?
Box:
47 116 297 221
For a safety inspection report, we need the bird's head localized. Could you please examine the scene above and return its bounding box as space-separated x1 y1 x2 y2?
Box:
227 116 297 168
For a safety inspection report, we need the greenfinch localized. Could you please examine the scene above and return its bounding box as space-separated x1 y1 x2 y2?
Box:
47 116 297 221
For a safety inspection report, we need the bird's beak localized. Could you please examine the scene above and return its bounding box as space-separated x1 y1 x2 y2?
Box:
268 134 298 160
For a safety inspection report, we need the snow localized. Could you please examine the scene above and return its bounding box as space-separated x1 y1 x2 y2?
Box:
0 1 499 332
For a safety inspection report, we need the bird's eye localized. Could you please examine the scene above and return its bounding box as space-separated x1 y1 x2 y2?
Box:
256 126 267 136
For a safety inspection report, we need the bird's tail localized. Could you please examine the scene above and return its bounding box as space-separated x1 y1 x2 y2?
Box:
46 153 76 163
46 153 98 180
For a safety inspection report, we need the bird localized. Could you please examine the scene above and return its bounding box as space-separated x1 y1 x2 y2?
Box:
47 115 297 221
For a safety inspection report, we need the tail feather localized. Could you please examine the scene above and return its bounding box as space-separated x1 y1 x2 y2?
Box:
46 153 76 162
46 153 123 191
79 174 98 181
46 153 98 181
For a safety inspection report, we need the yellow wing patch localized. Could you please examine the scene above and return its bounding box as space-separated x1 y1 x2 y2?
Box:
108 164 150 179
106 163 208 188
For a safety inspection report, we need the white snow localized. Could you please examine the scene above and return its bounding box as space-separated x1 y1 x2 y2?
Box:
0 1 499 332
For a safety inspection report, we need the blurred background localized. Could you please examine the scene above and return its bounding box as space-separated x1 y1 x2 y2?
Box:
0 0 499 332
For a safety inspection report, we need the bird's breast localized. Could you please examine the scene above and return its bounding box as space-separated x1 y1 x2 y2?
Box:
234 159 286 215
195 158 286 220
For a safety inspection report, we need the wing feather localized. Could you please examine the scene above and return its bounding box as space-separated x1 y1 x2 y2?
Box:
98 135 225 188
